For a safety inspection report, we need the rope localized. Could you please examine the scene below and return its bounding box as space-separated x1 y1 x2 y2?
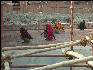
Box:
87 63 93 69
63 50 74 60
62 50 93 67
80 37 88 46
79 33 93 46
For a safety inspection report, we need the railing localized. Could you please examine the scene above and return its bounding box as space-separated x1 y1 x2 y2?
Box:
1 35 93 70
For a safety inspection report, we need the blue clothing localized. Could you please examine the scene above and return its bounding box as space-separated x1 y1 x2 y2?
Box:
53 32 56 35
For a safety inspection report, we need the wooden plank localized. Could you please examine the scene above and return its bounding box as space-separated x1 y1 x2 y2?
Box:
2 42 72 51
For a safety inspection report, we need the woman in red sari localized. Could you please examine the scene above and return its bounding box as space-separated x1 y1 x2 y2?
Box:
45 24 56 40
41 24 56 40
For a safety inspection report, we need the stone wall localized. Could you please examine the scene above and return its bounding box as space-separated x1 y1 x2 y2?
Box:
3 23 93 31
2 1 93 14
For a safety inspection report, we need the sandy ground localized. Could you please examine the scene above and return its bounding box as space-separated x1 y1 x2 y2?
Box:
3 29 93 47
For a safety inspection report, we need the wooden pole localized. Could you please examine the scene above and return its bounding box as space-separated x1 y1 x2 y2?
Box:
10 64 89 68
2 42 72 51
62 50 85 58
1 4 3 55
9 40 80 59
70 1 74 70
92 44 93 55
23 54 69 57
70 1 74 50
30 56 93 70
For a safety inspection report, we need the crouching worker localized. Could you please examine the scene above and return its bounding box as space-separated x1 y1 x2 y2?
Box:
78 20 86 30
41 24 56 40
20 27 33 43
54 22 65 33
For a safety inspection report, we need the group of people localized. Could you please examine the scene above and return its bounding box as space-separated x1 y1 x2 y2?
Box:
20 20 86 43
40 22 65 40
20 22 65 43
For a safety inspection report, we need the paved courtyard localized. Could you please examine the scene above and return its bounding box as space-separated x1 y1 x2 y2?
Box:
2 29 93 47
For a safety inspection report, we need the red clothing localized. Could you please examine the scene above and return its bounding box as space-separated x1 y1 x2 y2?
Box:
55 22 65 30
45 24 55 40
46 24 55 32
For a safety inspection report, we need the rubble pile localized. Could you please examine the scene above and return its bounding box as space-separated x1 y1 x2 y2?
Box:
3 11 93 25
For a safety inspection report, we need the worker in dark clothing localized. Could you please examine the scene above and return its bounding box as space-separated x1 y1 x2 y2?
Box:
78 20 86 30
20 27 33 43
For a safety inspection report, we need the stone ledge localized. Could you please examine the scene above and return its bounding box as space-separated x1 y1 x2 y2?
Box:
3 23 93 31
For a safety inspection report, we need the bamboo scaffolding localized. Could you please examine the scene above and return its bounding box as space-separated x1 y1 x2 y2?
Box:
2 42 70 51
70 1 74 70
23 54 69 57
92 43 93 55
86 36 93 43
9 40 80 59
30 56 93 70
62 50 85 58
62 50 93 67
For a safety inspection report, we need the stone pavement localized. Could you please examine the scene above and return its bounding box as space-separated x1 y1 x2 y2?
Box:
2 29 93 47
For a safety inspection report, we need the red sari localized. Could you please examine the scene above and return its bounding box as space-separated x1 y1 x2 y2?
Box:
45 24 55 40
